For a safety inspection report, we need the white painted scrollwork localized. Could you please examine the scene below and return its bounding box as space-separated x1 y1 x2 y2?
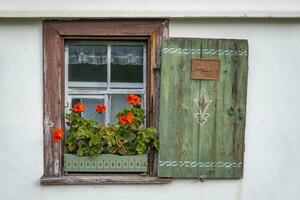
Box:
159 160 242 168
162 47 248 56
194 89 212 126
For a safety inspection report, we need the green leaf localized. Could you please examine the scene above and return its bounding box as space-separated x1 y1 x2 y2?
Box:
65 100 159 156
153 140 160 150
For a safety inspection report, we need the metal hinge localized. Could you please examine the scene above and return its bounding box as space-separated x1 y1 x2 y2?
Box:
199 169 215 182
44 118 54 128
52 160 60 177
153 64 160 71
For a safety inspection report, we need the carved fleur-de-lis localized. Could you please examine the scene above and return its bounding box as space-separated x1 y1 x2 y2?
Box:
194 89 212 126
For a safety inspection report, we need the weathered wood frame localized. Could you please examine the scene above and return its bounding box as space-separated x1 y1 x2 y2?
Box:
41 20 170 185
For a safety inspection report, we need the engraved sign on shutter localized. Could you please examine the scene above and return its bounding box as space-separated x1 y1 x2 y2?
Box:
191 59 220 80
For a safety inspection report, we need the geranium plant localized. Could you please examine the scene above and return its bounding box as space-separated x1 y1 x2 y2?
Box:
62 95 159 157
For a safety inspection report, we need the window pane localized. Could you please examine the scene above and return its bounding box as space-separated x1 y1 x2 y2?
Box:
110 94 144 124
71 98 105 124
69 45 107 83
110 94 129 124
111 45 144 83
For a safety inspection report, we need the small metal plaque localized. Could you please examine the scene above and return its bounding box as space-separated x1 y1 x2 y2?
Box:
191 59 220 80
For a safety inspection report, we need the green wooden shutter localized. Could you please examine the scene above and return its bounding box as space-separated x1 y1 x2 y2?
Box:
158 38 248 179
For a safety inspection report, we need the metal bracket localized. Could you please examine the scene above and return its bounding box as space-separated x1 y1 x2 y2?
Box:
237 108 244 120
44 118 54 128
228 106 236 116
199 169 215 182
52 160 60 177
153 64 161 71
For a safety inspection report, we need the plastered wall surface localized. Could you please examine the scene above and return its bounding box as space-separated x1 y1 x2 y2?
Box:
1 0 300 11
1 0 300 17
0 19 300 200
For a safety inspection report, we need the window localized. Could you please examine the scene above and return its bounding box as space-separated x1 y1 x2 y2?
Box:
41 20 170 185
41 20 248 184
65 41 147 125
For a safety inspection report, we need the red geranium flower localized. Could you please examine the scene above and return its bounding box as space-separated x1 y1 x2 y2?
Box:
73 103 86 113
127 95 141 107
96 104 106 113
119 116 128 125
126 112 135 123
53 135 62 142
119 113 135 125
53 129 64 142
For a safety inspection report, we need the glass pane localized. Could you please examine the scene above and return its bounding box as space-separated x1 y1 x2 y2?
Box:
71 98 105 124
110 94 144 124
69 45 107 83
111 45 144 83
110 94 128 124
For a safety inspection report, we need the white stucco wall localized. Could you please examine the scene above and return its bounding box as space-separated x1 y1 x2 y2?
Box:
3 0 300 10
1 0 300 17
0 18 300 200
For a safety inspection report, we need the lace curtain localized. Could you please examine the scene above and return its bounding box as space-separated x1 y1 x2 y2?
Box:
69 45 143 65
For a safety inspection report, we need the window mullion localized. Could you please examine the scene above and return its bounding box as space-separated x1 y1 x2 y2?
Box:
104 94 110 125
143 45 147 121
107 44 112 124
107 44 111 90
64 45 69 111
143 44 147 91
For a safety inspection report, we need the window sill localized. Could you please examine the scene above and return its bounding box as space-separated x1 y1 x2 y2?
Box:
40 174 172 185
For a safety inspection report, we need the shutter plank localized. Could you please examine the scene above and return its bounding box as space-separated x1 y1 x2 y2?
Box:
198 39 219 178
190 39 203 178
158 38 248 178
214 39 239 178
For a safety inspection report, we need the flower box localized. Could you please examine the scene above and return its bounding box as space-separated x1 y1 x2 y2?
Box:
64 153 148 172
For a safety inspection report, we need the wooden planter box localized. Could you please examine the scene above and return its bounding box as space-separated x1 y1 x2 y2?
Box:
64 154 148 172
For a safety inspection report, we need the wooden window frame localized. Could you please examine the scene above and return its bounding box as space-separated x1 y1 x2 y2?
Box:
40 20 171 185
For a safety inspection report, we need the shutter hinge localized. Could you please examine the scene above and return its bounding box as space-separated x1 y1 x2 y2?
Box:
153 64 160 71
44 118 54 128
199 169 215 182
52 160 60 177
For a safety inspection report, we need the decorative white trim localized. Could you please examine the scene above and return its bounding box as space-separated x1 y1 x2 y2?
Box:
162 48 248 56
193 89 212 126
158 160 242 168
